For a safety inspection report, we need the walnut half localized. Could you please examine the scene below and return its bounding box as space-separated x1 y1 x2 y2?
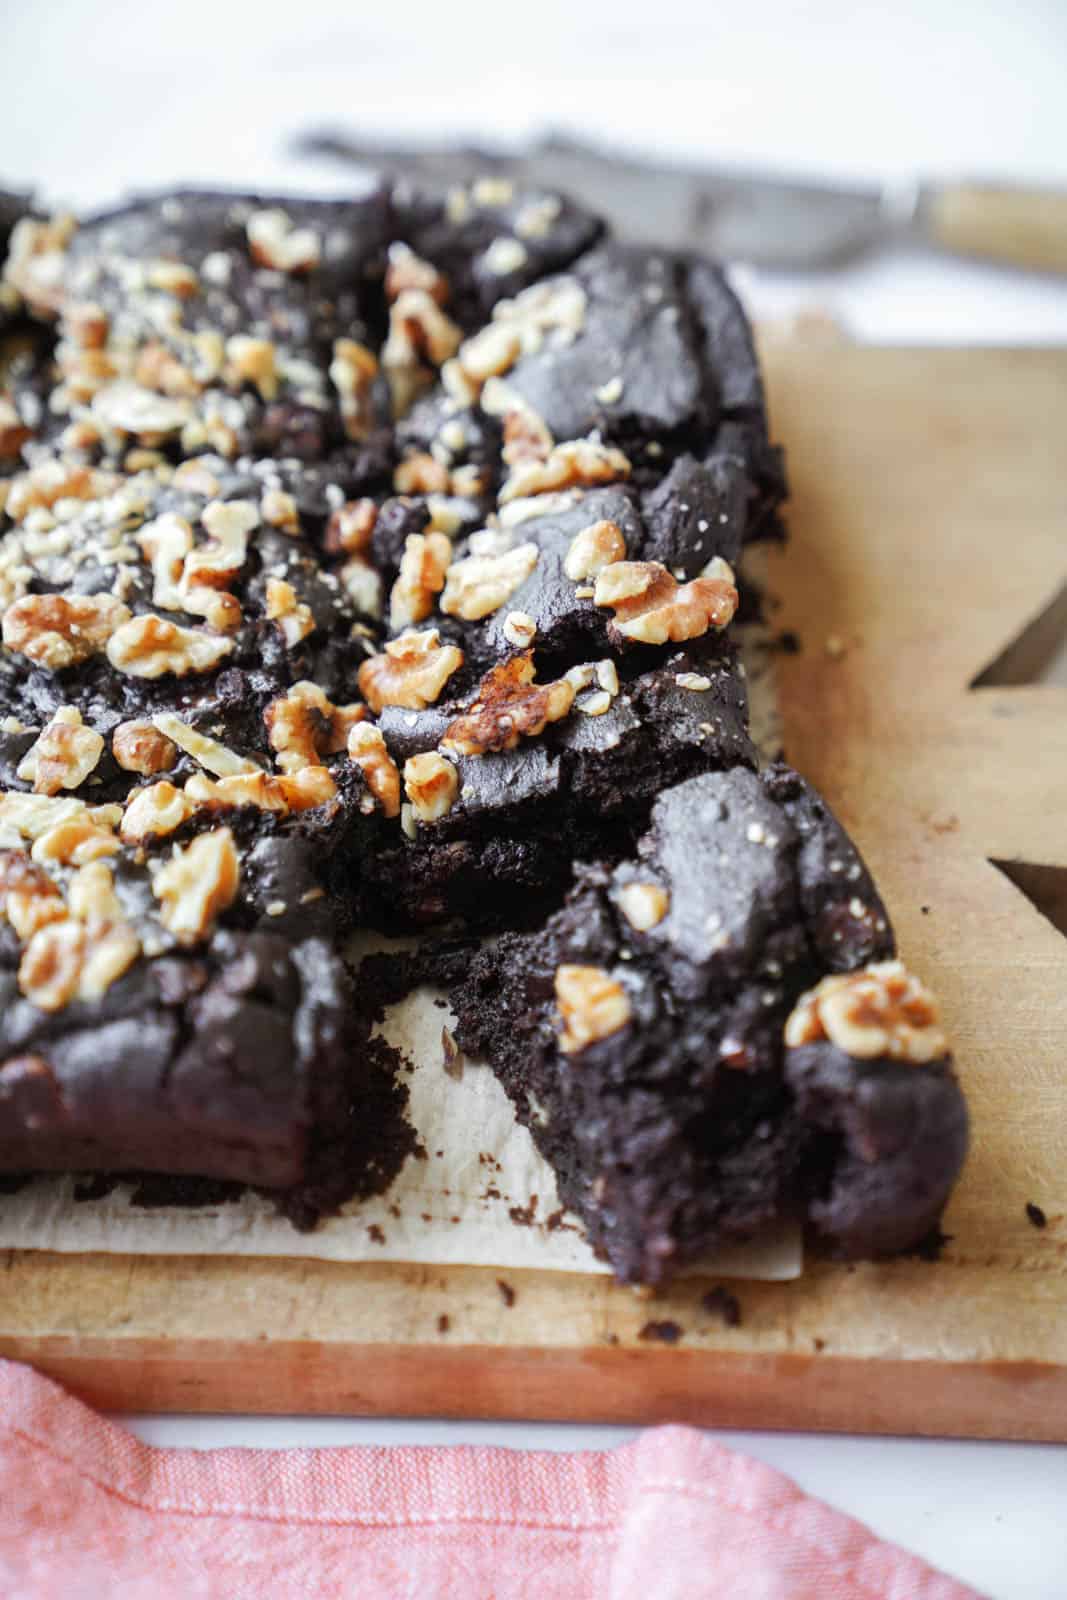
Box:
784 960 949 1065
3 592 132 671
153 827 240 946
358 629 463 714
593 560 738 645
554 964 632 1054
440 652 574 756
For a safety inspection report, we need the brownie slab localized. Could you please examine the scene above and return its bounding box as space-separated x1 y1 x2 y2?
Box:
449 764 967 1285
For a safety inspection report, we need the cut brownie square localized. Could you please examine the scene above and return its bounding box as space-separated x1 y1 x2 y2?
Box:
449 764 967 1285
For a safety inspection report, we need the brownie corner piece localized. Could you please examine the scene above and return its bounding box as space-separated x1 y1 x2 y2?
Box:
449 765 966 1285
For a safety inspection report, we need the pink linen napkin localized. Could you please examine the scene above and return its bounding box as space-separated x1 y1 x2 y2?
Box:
0 1358 980 1600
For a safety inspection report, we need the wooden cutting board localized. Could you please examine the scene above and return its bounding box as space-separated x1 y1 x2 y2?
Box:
3 345 1067 1439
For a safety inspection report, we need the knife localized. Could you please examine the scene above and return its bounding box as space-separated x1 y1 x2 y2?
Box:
293 128 1067 276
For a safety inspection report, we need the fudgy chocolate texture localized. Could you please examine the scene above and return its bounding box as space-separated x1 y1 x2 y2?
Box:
0 929 413 1209
449 764 964 1284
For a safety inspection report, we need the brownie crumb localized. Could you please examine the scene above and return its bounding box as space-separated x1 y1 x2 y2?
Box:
496 1278 516 1307
367 1223 386 1244
700 1286 742 1327
813 1337 826 1352
508 1195 539 1226
914 1225 951 1262
638 1319 684 1344
775 629 801 655
921 905 931 915
1026 1202 1048 1229
436 1314 450 1335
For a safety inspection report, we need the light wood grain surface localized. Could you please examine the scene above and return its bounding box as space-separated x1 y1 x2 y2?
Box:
3 345 1066 1437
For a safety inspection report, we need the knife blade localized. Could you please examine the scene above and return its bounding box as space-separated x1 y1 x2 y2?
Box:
292 128 1067 276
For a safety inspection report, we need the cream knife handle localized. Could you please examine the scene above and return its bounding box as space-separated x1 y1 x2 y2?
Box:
922 182 1067 275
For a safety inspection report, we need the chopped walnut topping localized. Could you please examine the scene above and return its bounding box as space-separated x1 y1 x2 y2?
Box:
265 577 315 647
593 561 738 645
150 713 258 779
482 237 528 276
3 214 76 314
358 628 464 713
0 850 66 942
439 541 538 622
382 289 462 416
120 780 195 842
67 859 124 928
107 615 233 678
340 556 383 618
616 882 670 932
65 300 109 349
184 765 337 814
403 751 460 823
674 672 712 691
500 438 631 504
225 334 278 400
324 497 377 555
19 917 140 1011
132 340 198 399
472 175 515 207
385 243 449 305
112 719 178 776
502 407 553 467
261 487 300 534
246 208 321 273
5 459 117 522
563 519 627 581
153 827 240 946
393 452 451 496
3 794 121 866
347 724 401 818
0 398 31 461
457 322 522 385
2 592 132 670
265 681 365 774
555 964 632 1054
502 610 536 648
389 531 452 630
92 380 190 439
17 708 104 796
146 259 200 299
139 512 194 608
329 338 379 441
441 652 575 756
784 960 949 1064
514 196 562 238
188 498 258 589
492 275 587 354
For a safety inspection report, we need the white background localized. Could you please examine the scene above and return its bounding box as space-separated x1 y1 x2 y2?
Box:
4 3 1067 1595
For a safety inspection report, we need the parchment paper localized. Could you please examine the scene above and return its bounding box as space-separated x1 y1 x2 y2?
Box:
0 619 800 1281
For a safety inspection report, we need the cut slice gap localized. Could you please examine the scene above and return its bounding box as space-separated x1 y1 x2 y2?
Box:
990 859 1067 939
971 581 1067 688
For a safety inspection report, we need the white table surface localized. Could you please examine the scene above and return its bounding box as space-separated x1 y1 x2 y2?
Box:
4 4 1067 1595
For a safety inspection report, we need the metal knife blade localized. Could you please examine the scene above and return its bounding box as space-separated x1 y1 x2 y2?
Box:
291 128 897 269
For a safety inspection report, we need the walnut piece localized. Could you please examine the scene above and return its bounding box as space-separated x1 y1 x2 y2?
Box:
347 724 401 818
358 628 464 714
265 681 365 774
502 407 553 467
502 610 536 649
246 208 321 274
92 380 190 439
593 561 738 645
784 960 949 1065
3 592 132 671
324 498 377 556
329 338 379 441
616 882 670 932
19 917 141 1011
112 719 178 776
403 751 460 823
441 652 575 756
153 827 240 946
151 713 258 779
385 244 449 305
382 289 462 417
563 519 627 581
120 781 195 843
0 849 66 941
260 487 300 535
0 397 32 461
393 452 451 496
389 531 452 631
225 334 278 400
439 542 538 622
499 438 631 504
107 615 233 678
185 766 337 814
17 708 105 796
265 578 315 647
555 964 632 1054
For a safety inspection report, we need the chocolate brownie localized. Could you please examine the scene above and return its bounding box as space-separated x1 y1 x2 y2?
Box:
449 765 968 1284
0 168 965 1277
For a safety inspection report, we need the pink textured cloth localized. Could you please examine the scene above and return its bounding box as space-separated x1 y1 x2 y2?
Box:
0 1359 980 1600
